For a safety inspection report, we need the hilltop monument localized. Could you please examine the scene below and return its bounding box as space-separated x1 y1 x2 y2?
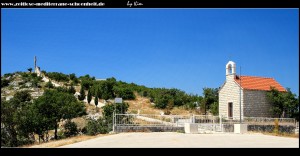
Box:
34 56 42 76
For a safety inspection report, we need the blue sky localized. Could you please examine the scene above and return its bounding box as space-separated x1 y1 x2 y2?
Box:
1 9 299 96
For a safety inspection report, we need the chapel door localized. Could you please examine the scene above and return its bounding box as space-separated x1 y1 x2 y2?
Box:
228 102 233 119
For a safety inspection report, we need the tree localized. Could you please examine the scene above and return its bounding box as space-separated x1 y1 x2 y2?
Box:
97 78 116 100
202 88 219 115
68 86 76 94
282 88 299 120
1 79 10 87
267 87 299 119
1 99 18 147
78 85 85 101
164 99 174 115
16 102 50 143
27 68 32 73
102 102 129 130
95 95 98 107
69 73 76 80
113 87 136 100
45 72 69 82
267 87 285 118
210 102 219 115
1 91 32 147
87 89 92 104
12 89 31 105
34 89 86 140
154 94 171 109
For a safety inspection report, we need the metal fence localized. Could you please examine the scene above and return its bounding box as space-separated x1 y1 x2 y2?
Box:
114 114 220 127
114 113 190 127
113 113 297 133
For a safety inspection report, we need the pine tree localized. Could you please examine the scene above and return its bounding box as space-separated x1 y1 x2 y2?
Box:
27 68 32 73
69 86 76 94
87 89 92 104
79 85 85 101
94 95 98 107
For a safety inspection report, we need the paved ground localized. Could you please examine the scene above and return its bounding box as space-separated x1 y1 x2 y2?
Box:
60 132 299 148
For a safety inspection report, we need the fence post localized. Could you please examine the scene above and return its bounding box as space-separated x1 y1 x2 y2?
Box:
113 111 115 133
192 114 195 123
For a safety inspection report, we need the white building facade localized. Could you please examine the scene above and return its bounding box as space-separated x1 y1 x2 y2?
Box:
219 61 286 119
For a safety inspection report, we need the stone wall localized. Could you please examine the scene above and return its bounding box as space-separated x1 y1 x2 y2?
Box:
115 126 184 133
248 125 296 133
222 124 296 133
243 90 272 117
219 74 244 119
222 124 234 132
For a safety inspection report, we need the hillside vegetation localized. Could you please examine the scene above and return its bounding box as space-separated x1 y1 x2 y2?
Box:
1 70 219 147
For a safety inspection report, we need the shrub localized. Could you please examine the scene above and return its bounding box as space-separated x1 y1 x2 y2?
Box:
3 73 14 78
56 86 69 93
31 73 37 78
68 86 76 94
45 81 54 88
85 117 110 136
164 109 171 115
1 79 10 87
97 118 109 134
64 120 78 137
176 129 185 133
57 130 66 139
85 120 99 136
45 72 69 82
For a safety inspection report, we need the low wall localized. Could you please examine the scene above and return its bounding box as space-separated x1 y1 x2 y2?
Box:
222 124 296 133
248 125 296 133
115 126 184 133
223 124 234 132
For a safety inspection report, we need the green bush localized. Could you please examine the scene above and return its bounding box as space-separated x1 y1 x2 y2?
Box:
46 72 69 82
64 120 78 137
85 120 99 136
1 79 10 87
3 73 14 78
84 117 111 136
97 118 109 134
68 86 76 94
56 86 69 93
45 81 54 88
57 130 66 139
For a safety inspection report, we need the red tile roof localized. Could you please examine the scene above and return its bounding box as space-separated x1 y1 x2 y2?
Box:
234 76 286 92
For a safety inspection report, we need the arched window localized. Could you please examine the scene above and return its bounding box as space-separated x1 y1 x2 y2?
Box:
228 64 232 74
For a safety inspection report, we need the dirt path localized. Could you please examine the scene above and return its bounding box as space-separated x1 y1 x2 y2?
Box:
41 75 61 87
